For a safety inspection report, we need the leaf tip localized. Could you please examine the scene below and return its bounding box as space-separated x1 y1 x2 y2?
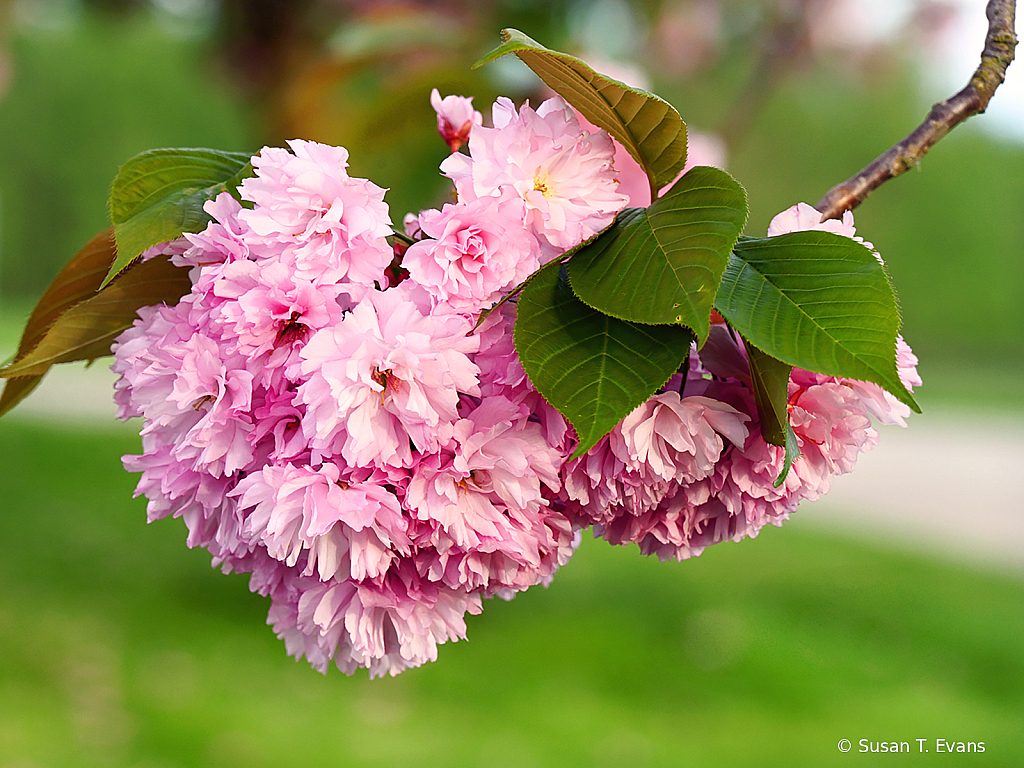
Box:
690 320 710 349
568 429 602 462
904 389 923 414
472 28 528 69
772 425 801 487
0 375 44 418
99 249 138 290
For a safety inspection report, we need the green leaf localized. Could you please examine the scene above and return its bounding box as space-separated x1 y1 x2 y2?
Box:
746 344 799 486
0 255 192 381
567 166 747 344
515 259 692 459
715 231 919 412
105 147 252 286
475 28 687 195
472 222 609 332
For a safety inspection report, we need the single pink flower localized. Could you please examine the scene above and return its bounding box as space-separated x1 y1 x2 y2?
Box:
767 201 857 239
296 285 481 469
262 563 484 677
790 336 921 427
113 301 256 479
403 198 541 315
200 256 345 382
232 462 412 583
619 393 750 484
563 393 749 529
404 396 572 593
238 139 394 287
767 201 878 260
440 96 629 253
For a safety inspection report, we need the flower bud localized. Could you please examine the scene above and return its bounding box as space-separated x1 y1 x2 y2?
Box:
430 88 481 152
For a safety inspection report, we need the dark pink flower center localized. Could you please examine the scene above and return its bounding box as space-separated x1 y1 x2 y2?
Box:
275 311 309 347
371 367 400 403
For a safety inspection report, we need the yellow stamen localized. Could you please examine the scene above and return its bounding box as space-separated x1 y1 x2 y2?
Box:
533 173 554 198
371 367 399 405
192 394 215 411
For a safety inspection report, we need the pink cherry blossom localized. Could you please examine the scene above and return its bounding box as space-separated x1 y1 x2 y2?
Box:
163 332 255 478
562 393 749 529
766 201 877 258
403 197 541 315
176 192 254 268
619 393 750 484
405 396 573 593
268 566 483 677
440 95 629 253
201 256 346 382
248 387 309 464
238 139 393 287
113 301 256 479
231 462 411 583
767 201 857 238
296 285 481 468
790 336 921 427
123 432 239 545
471 304 533 403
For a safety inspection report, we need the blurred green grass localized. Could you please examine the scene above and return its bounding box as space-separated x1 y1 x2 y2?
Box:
2 416 1022 767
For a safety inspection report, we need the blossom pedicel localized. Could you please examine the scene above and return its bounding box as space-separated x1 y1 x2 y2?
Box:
111 93 918 677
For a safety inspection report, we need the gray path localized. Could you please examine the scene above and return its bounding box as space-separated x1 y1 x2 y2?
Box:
795 407 1024 574
10 362 1024 573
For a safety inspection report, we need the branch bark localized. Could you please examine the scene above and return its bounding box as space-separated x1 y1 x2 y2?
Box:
816 0 1017 221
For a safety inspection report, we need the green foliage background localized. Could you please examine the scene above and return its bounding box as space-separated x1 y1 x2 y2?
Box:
0 12 256 300
2 4 1022 377
0 3 1021 765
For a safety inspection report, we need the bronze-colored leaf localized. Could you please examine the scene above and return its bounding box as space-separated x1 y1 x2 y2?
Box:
0 376 45 417
1 255 192 381
6 228 116 364
0 229 117 417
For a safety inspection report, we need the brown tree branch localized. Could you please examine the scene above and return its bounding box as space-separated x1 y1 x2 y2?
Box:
816 0 1017 221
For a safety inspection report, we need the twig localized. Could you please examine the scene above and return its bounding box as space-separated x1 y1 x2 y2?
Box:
816 0 1017 221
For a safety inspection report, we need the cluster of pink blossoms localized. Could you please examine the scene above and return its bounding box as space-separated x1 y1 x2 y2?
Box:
111 91 919 677
559 201 921 561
